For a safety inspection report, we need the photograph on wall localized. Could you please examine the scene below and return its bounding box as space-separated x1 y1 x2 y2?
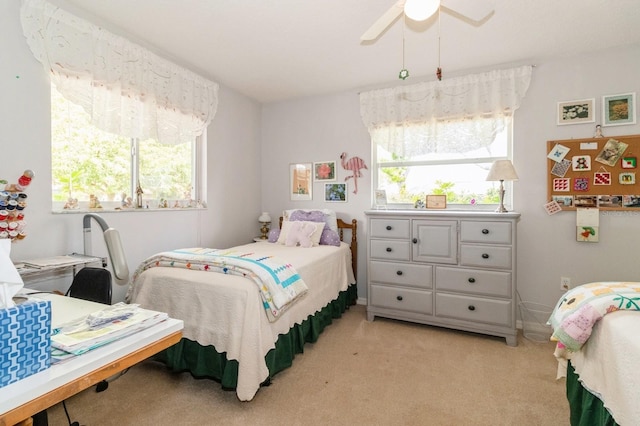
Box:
313 161 336 181
595 138 628 166
290 163 312 201
552 195 573 207
324 183 347 202
598 195 622 208
557 98 595 125
603 92 636 126
574 195 597 208
622 195 640 207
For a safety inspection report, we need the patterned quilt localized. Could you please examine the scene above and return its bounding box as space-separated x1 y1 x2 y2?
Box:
128 247 308 322
548 281 640 353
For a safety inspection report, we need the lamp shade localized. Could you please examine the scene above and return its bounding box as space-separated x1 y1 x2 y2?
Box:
486 160 519 181
404 0 441 21
258 212 271 223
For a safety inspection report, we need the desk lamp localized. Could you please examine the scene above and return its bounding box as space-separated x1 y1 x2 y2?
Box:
486 160 519 213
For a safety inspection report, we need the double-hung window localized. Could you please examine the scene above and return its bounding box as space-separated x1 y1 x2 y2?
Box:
372 116 512 207
51 85 200 211
21 0 218 212
360 66 532 210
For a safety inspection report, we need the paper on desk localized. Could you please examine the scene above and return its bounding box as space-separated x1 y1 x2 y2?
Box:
0 239 24 309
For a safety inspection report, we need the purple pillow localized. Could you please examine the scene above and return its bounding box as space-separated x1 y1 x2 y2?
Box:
319 229 341 247
289 210 329 232
268 228 280 243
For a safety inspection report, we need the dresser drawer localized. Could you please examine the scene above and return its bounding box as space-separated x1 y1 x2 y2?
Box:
460 244 511 269
370 284 433 314
370 218 411 239
460 221 512 244
435 267 511 298
435 293 512 326
370 261 432 289
370 239 411 261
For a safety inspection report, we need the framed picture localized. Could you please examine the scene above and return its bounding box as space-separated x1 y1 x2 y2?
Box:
290 163 312 201
603 93 636 126
426 195 447 209
557 98 595 125
313 161 336 181
324 183 347 202
374 189 387 207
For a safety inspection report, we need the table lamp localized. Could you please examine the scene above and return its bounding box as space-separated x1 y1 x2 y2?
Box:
258 212 271 240
486 160 518 213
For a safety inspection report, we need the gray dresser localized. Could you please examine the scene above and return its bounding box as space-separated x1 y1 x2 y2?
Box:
365 210 520 346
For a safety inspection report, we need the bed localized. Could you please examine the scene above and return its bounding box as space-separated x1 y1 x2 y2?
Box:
126 211 357 401
548 282 640 426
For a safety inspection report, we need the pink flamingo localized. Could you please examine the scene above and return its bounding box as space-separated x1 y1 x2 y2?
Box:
340 152 367 194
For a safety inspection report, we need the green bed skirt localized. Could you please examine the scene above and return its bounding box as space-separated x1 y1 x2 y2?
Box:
154 283 358 390
567 361 618 426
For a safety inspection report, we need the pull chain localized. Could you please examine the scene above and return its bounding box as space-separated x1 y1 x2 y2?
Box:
436 5 442 81
399 15 409 80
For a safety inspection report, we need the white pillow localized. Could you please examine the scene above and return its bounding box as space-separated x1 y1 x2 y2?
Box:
282 209 338 233
276 220 324 246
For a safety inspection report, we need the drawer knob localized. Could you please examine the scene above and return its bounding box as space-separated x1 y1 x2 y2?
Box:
482 253 489 259
482 229 489 234
468 277 476 283
386 225 392 230
468 305 476 311
412 238 418 244
396 295 403 301
386 247 392 252
396 270 403 276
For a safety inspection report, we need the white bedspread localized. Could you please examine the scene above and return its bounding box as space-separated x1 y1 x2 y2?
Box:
569 311 640 425
127 241 355 401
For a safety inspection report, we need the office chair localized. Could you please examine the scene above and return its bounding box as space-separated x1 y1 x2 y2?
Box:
65 267 113 305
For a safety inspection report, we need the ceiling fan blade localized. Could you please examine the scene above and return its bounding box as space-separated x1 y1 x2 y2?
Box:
441 0 493 23
360 0 405 42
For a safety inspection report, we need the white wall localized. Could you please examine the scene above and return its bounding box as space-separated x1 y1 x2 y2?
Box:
1 1 262 302
262 43 640 311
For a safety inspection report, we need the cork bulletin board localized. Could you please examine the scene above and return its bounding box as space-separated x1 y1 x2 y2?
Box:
547 134 640 211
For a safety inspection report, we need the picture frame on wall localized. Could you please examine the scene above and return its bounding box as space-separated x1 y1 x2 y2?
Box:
603 92 636 126
290 163 312 201
313 161 336 181
324 183 347 202
557 98 595 125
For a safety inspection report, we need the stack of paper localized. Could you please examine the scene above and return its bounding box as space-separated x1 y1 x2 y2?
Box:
51 303 168 362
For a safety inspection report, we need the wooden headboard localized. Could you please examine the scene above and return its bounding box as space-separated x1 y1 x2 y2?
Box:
279 217 358 282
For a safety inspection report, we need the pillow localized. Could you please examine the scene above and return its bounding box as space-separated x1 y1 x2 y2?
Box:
283 209 338 233
319 228 341 247
267 228 280 243
284 221 323 248
277 220 323 246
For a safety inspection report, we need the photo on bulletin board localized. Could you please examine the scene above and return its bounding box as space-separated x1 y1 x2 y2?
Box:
603 93 636 126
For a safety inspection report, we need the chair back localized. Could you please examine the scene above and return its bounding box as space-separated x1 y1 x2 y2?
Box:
67 267 112 305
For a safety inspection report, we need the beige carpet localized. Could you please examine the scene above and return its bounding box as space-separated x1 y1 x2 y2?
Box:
46 304 568 426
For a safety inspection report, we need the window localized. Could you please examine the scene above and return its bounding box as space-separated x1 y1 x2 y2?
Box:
372 116 512 208
51 85 203 211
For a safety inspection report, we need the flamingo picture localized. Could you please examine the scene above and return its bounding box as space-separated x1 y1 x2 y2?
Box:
340 152 367 194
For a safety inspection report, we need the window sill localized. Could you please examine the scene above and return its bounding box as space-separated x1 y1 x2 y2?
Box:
52 206 207 215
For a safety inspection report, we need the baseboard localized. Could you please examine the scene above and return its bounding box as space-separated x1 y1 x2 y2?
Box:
356 297 367 306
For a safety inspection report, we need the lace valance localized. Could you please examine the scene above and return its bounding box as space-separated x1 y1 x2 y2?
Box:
20 0 219 144
360 66 532 130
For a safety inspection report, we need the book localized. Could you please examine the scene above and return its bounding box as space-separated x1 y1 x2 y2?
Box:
51 303 168 355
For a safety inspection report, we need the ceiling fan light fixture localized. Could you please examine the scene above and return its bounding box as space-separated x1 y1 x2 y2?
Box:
404 0 441 21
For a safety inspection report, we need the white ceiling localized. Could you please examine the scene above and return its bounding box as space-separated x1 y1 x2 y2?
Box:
53 0 640 104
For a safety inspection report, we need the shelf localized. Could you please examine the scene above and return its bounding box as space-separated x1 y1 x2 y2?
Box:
15 253 106 277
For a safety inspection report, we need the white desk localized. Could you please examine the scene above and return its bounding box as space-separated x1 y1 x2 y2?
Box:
0 293 183 426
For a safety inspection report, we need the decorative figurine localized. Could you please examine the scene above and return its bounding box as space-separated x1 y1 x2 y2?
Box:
135 182 143 208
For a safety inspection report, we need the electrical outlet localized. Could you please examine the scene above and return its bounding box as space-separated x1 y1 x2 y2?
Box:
561 277 571 291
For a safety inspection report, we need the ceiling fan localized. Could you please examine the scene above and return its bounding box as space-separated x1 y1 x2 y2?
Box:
361 0 494 42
